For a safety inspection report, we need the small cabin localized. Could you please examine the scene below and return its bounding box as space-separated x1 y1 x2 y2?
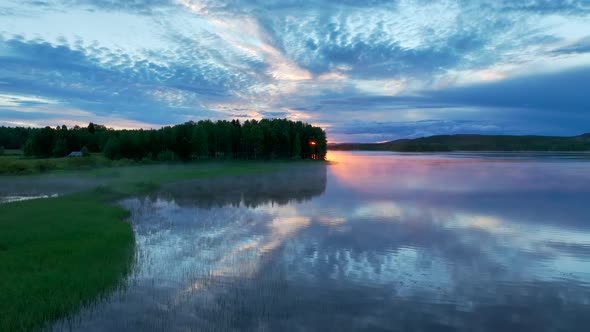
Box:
68 151 82 157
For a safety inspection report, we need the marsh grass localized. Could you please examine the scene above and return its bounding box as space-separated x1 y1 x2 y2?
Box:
2 149 23 156
0 154 115 175
0 152 310 176
0 160 292 331
0 195 135 331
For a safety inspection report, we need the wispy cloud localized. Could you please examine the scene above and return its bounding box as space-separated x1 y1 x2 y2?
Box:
1 0 589 141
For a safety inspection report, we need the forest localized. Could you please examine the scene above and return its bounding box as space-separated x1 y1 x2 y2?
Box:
0 119 327 161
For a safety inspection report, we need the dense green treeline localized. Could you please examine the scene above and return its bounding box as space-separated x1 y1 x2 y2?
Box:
330 133 590 152
0 119 327 160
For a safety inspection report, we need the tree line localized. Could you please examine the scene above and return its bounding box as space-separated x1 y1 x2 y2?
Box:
330 133 590 152
0 119 327 161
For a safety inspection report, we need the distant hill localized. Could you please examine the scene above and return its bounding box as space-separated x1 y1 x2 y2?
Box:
329 134 590 152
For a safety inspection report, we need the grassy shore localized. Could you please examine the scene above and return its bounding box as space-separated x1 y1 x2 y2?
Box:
0 153 122 175
0 161 284 331
0 194 134 331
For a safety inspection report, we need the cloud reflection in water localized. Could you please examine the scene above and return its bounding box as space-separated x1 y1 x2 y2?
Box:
55 153 590 332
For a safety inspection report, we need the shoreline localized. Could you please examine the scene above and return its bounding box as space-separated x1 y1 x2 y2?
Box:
0 161 310 331
0 153 325 176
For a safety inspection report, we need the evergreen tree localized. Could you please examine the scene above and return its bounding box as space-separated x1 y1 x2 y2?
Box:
23 138 34 157
52 138 68 157
34 127 55 157
157 149 177 161
191 126 208 158
0 119 328 161
176 136 191 161
103 137 121 159
292 133 301 159
251 125 265 159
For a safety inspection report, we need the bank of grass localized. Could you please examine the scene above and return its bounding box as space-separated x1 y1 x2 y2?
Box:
0 161 286 331
0 152 297 176
1 149 23 156
0 154 116 175
0 194 134 331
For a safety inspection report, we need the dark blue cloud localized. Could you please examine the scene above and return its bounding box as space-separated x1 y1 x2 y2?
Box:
21 0 173 14
327 115 588 143
426 66 590 112
0 109 64 121
332 120 507 137
302 67 590 141
494 0 590 15
552 37 590 55
300 31 488 79
0 36 244 123
312 66 590 114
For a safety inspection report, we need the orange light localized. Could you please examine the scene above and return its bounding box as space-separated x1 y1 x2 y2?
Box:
309 141 317 146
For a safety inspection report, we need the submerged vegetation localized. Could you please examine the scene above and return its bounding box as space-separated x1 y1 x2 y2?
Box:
0 118 327 161
0 161 285 331
330 133 590 152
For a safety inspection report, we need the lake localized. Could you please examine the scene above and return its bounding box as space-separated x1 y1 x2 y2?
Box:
55 151 590 331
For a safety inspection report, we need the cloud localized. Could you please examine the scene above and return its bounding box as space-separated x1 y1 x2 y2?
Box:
425 66 590 113
326 120 510 143
0 36 244 123
334 120 505 137
19 0 173 14
195 0 574 81
296 67 590 141
308 66 590 116
495 0 590 15
552 36 590 55
0 0 589 140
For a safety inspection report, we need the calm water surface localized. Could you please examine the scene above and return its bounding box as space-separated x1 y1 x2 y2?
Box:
56 151 590 331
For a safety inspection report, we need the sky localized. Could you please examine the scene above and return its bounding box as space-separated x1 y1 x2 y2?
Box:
0 0 589 142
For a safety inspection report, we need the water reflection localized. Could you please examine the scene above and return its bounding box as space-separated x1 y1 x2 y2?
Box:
155 163 327 208
56 153 590 332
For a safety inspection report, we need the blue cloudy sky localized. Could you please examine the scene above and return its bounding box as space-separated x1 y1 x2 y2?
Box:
1 0 589 142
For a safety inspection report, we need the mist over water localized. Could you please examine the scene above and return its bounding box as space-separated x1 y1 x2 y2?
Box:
0 175 99 204
55 153 590 331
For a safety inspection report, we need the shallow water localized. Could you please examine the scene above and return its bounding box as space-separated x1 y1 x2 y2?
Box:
0 193 59 204
0 174 99 203
55 152 590 331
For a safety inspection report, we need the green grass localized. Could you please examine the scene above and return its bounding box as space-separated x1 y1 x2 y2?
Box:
0 154 116 175
0 153 300 176
0 194 134 331
0 161 289 331
2 149 23 156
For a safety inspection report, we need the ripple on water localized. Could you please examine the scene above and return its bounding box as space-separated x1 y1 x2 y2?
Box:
51 155 590 332
0 193 59 204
